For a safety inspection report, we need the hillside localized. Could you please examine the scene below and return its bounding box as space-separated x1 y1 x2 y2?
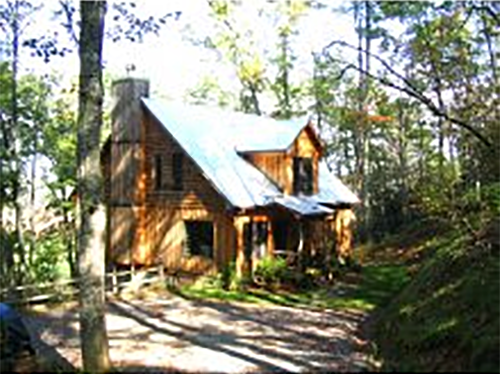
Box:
370 219 499 372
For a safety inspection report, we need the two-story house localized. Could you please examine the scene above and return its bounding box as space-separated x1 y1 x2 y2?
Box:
102 78 359 276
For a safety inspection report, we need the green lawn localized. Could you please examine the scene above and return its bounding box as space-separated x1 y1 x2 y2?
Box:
173 264 409 312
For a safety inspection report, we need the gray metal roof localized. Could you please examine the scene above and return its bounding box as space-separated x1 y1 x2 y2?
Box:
316 161 360 205
142 98 358 212
270 195 334 216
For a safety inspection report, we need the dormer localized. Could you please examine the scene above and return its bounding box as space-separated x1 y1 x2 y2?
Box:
239 121 323 196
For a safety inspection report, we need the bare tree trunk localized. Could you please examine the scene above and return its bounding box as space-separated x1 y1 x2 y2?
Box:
397 97 409 224
77 1 110 372
29 142 37 268
362 0 372 240
11 0 26 284
0 116 6 285
249 82 261 116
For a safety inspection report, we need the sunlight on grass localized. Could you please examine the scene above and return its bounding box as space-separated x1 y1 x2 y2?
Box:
374 229 500 372
176 264 409 312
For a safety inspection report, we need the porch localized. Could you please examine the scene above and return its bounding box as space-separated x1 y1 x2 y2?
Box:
233 196 353 277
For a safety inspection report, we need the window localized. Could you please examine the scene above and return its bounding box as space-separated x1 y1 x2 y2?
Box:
293 157 313 195
153 155 163 190
184 220 214 259
272 220 288 250
172 152 183 191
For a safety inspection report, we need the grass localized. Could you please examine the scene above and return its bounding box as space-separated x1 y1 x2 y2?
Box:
372 224 500 372
173 264 409 312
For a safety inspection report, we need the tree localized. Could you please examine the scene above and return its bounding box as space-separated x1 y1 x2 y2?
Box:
76 1 110 372
0 0 42 285
269 0 309 119
205 0 267 114
315 1 499 241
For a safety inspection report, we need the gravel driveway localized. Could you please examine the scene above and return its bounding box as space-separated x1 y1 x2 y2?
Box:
25 291 375 373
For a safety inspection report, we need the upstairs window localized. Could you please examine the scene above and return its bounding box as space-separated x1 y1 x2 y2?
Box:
172 152 183 191
153 155 163 191
293 157 313 195
183 220 214 259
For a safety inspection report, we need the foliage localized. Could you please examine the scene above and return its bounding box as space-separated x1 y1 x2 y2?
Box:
373 226 500 372
177 263 408 312
25 234 70 284
185 75 236 108
220 261 244 291
313 1 499 242
253 256 290 287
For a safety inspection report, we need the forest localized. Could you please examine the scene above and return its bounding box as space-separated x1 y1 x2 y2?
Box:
0 0 498 372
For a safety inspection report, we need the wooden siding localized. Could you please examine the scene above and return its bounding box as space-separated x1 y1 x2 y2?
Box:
243 152 288 192
142 206 235 273
143 111 227 210
289 125 321 195
107 107 234 273
243 124 322 195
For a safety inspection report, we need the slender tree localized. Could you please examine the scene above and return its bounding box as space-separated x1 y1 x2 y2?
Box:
76 1 110 371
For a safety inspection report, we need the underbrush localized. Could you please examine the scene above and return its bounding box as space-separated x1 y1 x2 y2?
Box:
372 222 500 372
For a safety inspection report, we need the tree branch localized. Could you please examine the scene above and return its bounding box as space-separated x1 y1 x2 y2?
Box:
59 0 79 46
473 3 500 27
322 40 493 149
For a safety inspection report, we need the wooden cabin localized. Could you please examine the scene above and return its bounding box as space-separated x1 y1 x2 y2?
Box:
102 78 359 276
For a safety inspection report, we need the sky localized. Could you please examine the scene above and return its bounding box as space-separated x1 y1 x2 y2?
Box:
9 0 357 110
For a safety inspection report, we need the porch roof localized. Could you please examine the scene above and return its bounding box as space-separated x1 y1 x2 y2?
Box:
269 195 334 217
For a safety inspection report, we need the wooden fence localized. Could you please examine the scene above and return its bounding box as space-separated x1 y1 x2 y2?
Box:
0 265 180 305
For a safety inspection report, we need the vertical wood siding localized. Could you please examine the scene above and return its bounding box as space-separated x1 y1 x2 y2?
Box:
244 125 322 195
108 108 234 273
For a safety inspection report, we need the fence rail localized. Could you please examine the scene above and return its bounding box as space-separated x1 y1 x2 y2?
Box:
0 265 179 305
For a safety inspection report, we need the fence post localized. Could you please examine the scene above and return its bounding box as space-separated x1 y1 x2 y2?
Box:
159 263 165 284
131 262 136 283
112 266 118 294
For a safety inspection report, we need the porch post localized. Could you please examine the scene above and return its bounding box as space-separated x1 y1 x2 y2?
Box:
297 218 304 272
234 215 247 279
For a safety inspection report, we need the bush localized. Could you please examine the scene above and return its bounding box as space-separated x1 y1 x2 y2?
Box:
254 256 290 286
220 261 246 291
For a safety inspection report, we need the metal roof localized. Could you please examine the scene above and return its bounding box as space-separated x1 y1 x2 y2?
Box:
270 195 334 216
316 161 360 205
142 98 358 212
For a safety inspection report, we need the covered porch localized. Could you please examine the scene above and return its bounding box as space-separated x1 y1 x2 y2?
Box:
233 196 355 278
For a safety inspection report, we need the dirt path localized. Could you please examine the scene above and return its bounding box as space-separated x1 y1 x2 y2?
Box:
25 292 376 373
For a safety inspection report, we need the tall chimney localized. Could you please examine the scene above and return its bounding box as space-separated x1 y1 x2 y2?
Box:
109 78 150 265
110 78 149 203
111 78 150 144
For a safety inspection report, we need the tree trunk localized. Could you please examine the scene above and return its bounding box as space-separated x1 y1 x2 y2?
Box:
29 141 37 268
11 0 26 285
362 0 372 240
248 82 261 115
76 1 110 372
0 118 5 285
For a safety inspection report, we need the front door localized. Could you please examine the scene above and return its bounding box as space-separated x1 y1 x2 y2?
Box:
243 221 268 273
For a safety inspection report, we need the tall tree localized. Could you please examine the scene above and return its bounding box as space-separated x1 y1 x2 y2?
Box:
270 0 309 119
76 1 110 372
0 0 40 285
205 0 266 115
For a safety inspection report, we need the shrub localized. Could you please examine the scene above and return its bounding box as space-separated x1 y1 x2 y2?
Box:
220 261 245 291
254 256 290 286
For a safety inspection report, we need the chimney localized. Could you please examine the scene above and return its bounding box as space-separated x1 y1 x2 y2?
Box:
111 78 150 143
109 78 150 266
